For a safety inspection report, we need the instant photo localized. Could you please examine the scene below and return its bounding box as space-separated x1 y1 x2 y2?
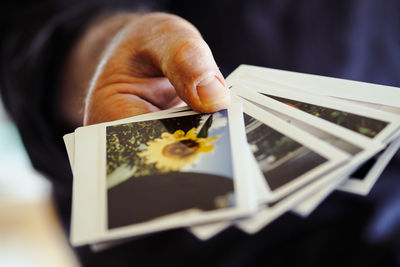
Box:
263 94 389 139
231 84 386 197
350 152 383 180
229 73 400 144
245 98 364 156
235 95 349 201
105 110 235 229
230 64 400 110
243 113 327 191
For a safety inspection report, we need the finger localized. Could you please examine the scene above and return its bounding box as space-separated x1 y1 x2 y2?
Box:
135 14 230 113
109 76 182 109
84 88 160 125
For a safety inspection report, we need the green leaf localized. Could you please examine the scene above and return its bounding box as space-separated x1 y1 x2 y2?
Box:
331 111 340 117
358 126 372 135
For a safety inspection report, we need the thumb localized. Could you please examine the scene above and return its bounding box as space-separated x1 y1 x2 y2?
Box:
136 14 230 113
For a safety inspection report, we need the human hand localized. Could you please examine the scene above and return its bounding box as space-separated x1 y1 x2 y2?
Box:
80 13 229 125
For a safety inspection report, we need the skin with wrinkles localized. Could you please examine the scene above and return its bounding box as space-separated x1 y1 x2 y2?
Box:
60 12 229 126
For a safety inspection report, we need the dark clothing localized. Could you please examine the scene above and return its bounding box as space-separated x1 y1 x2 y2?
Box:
1 0 400 266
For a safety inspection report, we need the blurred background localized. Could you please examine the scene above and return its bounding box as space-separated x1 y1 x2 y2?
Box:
1 1 399 265
0 98 79 267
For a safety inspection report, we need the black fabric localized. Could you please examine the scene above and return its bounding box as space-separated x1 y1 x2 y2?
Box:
1 0 400 266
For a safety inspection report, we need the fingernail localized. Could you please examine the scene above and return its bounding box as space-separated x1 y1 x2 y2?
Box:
196 75 230 110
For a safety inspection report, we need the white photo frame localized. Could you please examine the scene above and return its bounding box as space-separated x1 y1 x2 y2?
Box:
339 136 400 195
230 77 400 144
229 64 400 108
232 95 350 202
187 95 350 240
70 104 255 246
236 163 350 234
229 80 396 195
64 106 262 245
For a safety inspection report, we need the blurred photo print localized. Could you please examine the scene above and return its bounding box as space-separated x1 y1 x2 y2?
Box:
244 113 327 192
263 94 389 139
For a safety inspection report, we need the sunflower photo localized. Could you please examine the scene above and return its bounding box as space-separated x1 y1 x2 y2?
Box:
105 110 236 229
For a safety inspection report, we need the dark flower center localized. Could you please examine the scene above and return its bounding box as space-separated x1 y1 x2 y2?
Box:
162 139 200 158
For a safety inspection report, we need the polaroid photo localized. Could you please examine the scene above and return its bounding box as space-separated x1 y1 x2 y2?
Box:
229 65 400 116
65 107 197 246
231 84 388 196
338 103 399 196
339 135 400 195
64 107 194 249
233 94 383 217
235 131 353 234
231 86 386 198
291 140 398 216
188 96 349 240
292 134 399 213
230 77 400 145
229 64 400 109
236 162 351 234
231 74 400 182
229 77 398 194
71 107 256 247
102 109 253 230
232 85 382 168
65 105 256 246
229 80 398 195
70 104 255 246
291 177 344 217
230 68 400 142
233 95 349 202
66 131 257 244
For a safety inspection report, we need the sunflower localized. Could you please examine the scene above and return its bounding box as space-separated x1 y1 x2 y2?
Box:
138 128 218 171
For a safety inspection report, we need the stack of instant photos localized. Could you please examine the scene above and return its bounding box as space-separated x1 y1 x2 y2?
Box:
64 65 400 250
